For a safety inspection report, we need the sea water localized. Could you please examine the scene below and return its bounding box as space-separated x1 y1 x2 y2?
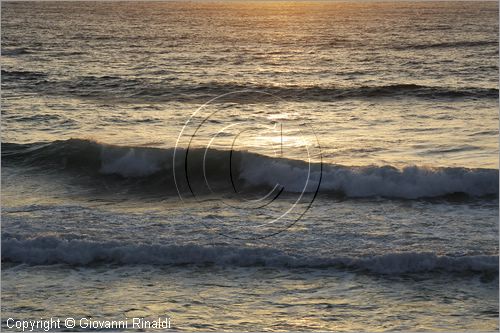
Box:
2 1 498 331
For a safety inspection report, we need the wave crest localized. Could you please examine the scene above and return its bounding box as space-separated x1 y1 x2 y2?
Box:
3 139 498 199
2 236 497 275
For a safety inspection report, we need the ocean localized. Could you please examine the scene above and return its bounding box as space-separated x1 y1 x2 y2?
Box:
1 1 499 331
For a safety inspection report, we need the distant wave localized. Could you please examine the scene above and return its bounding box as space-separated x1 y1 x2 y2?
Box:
3 139 498 199
2 69 497 101
2 235 497 275
395 40 498 50
2 48 32 56
1 69 46 81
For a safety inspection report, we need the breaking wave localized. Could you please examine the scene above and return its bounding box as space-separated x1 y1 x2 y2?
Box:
3 139 498 199
2 236 497 275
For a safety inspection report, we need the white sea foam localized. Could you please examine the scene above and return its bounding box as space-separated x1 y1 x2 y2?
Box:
96 145 498 198
100 147 169 177
2 236 497 274
239 154 498 198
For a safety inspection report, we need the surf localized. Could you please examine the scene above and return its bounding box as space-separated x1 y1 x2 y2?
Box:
3 139 498 199
2 235 498 275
